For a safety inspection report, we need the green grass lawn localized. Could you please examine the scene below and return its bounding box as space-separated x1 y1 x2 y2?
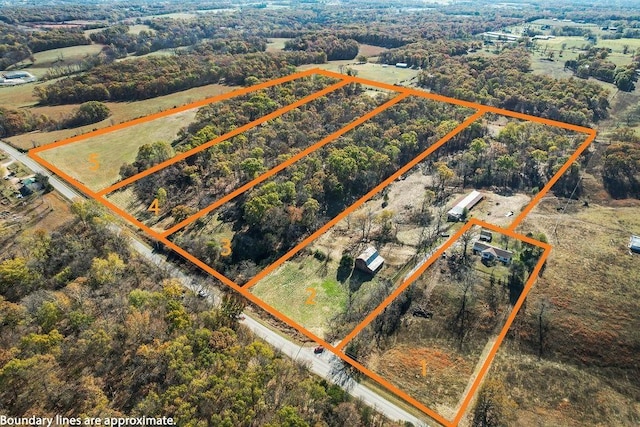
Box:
28 44 105 76
251 257 349 339
38 108 198 192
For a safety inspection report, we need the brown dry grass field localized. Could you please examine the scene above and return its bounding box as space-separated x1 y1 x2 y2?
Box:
348 227 529 423
461 198 640 426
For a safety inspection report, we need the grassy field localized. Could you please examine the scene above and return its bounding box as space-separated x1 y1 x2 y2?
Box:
0 82 41 109
7 82 236 150
128 24 151 34
23 44 106 79
531 36 635 66
479 200 640 426
266 38 290 52
251 257 349 339
38 108 198 192
299 62 419 86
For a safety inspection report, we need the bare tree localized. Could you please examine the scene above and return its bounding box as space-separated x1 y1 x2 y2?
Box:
537 299 552 360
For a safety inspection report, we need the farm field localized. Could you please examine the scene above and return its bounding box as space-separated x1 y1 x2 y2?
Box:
6 82 238 150
38 108 199 191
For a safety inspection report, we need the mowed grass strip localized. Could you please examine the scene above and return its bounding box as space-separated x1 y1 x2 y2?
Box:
251 257 348 339
38 108 198 192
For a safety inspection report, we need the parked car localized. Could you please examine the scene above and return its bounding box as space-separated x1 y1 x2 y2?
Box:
314 346 324 354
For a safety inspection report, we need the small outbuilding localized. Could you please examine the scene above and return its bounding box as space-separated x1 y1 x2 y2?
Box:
630 235 640 254
447 190 484 222
479 229 493 242
395 62 408 68
355 246 385 274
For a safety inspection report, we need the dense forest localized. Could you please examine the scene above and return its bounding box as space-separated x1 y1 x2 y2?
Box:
118 78 381 226
170 97 474 284
0 201 400 426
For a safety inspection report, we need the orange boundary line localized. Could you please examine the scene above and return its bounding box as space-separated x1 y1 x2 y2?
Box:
161 91 410 237
28 151 103 207
508 128 597 231
27 71 598 426
97 78 351 196
30 68 321 155
240 109 486 289
161 232 453 426
333 218 550 426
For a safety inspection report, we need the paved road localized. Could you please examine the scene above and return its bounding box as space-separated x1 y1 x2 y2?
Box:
1 140 431 426
244 315 428 426
0 141 81 200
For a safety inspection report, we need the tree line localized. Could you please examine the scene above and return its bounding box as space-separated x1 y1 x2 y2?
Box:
33 50 328 105
0 101 111 137
285 34 359 60
602 127 640 199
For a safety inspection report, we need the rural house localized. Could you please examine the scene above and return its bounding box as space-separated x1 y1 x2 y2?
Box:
630 235 640 254
355 246 385 274
447 190 484 221
472 241 513 264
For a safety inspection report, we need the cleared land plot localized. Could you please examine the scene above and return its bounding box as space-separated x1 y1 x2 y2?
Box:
497 200 640 427
38 109 199 192
250 257 350 340
106 83 391 230
128 24 152 34
299 62 420 86
167 95 476 285
340 224 546 422
266 38 291 52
